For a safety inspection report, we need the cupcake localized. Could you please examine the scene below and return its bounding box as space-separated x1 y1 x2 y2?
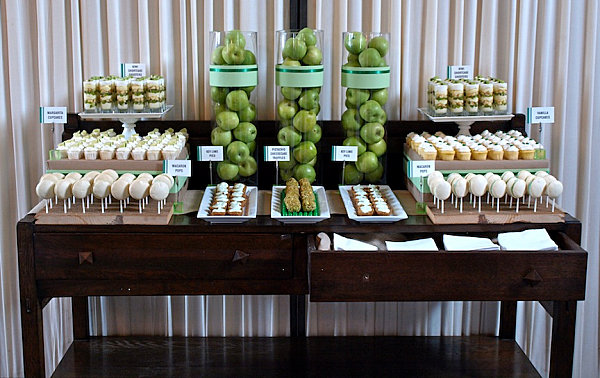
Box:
519 144 535 159
161 145 179 160
438 145 455 161
99 145 116 160
471 145 488 160
131 145 147 160
67 145 83 160
147 145 162 160
56 143 69 159
488 145 504 160
116 145 131 160
455 145 471 160
411 135 425 151
84 146 98 160
504 145 519 160
420 144 437 160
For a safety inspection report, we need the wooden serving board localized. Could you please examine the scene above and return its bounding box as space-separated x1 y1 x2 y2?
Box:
426 197 565 224
35 193 176 225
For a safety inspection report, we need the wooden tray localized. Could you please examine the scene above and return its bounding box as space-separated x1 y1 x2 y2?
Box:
46 146 188 173
425 197 565 224
35 193 177 225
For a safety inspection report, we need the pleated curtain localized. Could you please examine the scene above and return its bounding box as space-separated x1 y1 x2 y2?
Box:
0 1 598 377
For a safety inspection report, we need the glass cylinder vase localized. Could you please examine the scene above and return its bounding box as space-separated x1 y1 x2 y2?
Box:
209 30 259 185
340 32 390 185
275 28 324 184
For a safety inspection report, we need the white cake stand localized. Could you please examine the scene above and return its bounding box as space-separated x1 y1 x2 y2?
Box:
418 108 514 136
78 105 173 139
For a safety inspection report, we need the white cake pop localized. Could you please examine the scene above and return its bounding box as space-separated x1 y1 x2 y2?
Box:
434 181 451 214
93 180 111 213
51 172 65 179
150 181 170 214
535 171 549 178
137 172 154 184
501 171 515 182
36 179 55 213
155 173 175 187
130 180 150 213
470 175 487 213
101 169 119 181
65 172 82 182
546 180 563 212
517 170 532 181
72 180 91 213
39 173 59 183
82 171 100 182
119 173 136 183
489 180 506 212
451 177 468 213
528 177 546 212
111 180 130 213
94 173 115 184
55 179 73 213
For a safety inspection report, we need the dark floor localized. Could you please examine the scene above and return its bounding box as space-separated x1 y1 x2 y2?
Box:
52 336 540 377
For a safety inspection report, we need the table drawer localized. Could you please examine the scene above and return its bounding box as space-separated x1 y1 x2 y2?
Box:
35 233 293 280
309 232 587 302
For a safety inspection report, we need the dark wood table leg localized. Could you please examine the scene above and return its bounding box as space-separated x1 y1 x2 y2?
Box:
290 294 306 337
499 301 517 339
549 300 577 378
18 218 45 377
72 296 89 340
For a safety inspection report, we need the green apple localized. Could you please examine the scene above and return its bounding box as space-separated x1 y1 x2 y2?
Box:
246 140 256 154
302 46 322 65
238 103 256 122
217 160 239 180
368 139 387 157
292 110 317 132
297 28 317 46
227 141 250 164
278 99 298 120
293 141 317 163
307 156 317 166
283 37 307 60
282 58 301 66
216 111 240 131
211 86 229 103
343 61 361 67
281 86 302 101
238 156 257 177
294 164 316 183
298 89 319 109
277 126 302 147
359 100 386 123
368 36 389 57
343 136 367 155
226 90 249 111
358 48 383 67
242 86 255 95
242 50 256 65
345 99 353 108
343 163 364 185
341 108 363 131
356 151 379 173
278 158 296 169
360 122 385 144
280 166 295 181
370 88 388 106
364 161 384 182
346 88 370 106
214 102 227 117
306 124 322 143
308 104 320 116
211 46 226 65
225 30 246 48
347 53 359 64
344 32 367 55
233 122 257 142
211 127 232 146
222 43 246 65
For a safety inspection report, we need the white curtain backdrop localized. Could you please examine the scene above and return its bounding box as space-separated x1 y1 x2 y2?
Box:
0 1 598 377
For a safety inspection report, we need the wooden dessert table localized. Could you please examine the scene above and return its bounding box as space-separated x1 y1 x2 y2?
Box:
16 116 587 377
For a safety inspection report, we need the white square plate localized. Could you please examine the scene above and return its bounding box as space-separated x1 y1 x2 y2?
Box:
339 185 408 223
197 186 257 223
271 186 330 224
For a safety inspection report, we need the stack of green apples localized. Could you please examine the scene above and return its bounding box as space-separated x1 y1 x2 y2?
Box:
277 28 323 184
341 32 389 185
210 30 258 182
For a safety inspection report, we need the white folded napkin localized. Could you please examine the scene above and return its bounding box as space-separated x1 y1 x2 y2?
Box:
497 229 558 251
443 234 500 251
385 238 439 251
333 233 378 251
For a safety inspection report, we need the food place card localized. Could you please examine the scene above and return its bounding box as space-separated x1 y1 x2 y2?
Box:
39 107 67 123
527 107 555 124
163 160 191 177
264 146 290 162
120 63 146 78
331 146 358 162
408 160 435 178
447 65 473 80
197 146 224 162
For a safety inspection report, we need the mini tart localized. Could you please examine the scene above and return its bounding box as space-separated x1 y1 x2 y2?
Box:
519 146 535 160
487 145 504 160
470 146 488 160
455 146 471 161
438 147 455 161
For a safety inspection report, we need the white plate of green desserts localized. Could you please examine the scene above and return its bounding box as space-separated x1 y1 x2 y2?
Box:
271 186 330 224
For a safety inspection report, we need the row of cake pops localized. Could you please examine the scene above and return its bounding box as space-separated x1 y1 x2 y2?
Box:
35 170 174 214
427 170 563 214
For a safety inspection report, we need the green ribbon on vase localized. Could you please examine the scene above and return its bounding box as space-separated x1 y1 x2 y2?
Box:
209 65 258 87
341 66 391 89
276 65 324 88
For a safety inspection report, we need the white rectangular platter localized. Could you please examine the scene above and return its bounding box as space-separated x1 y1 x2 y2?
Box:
339 185 408 223
271 186 330 224
197 186 257 224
